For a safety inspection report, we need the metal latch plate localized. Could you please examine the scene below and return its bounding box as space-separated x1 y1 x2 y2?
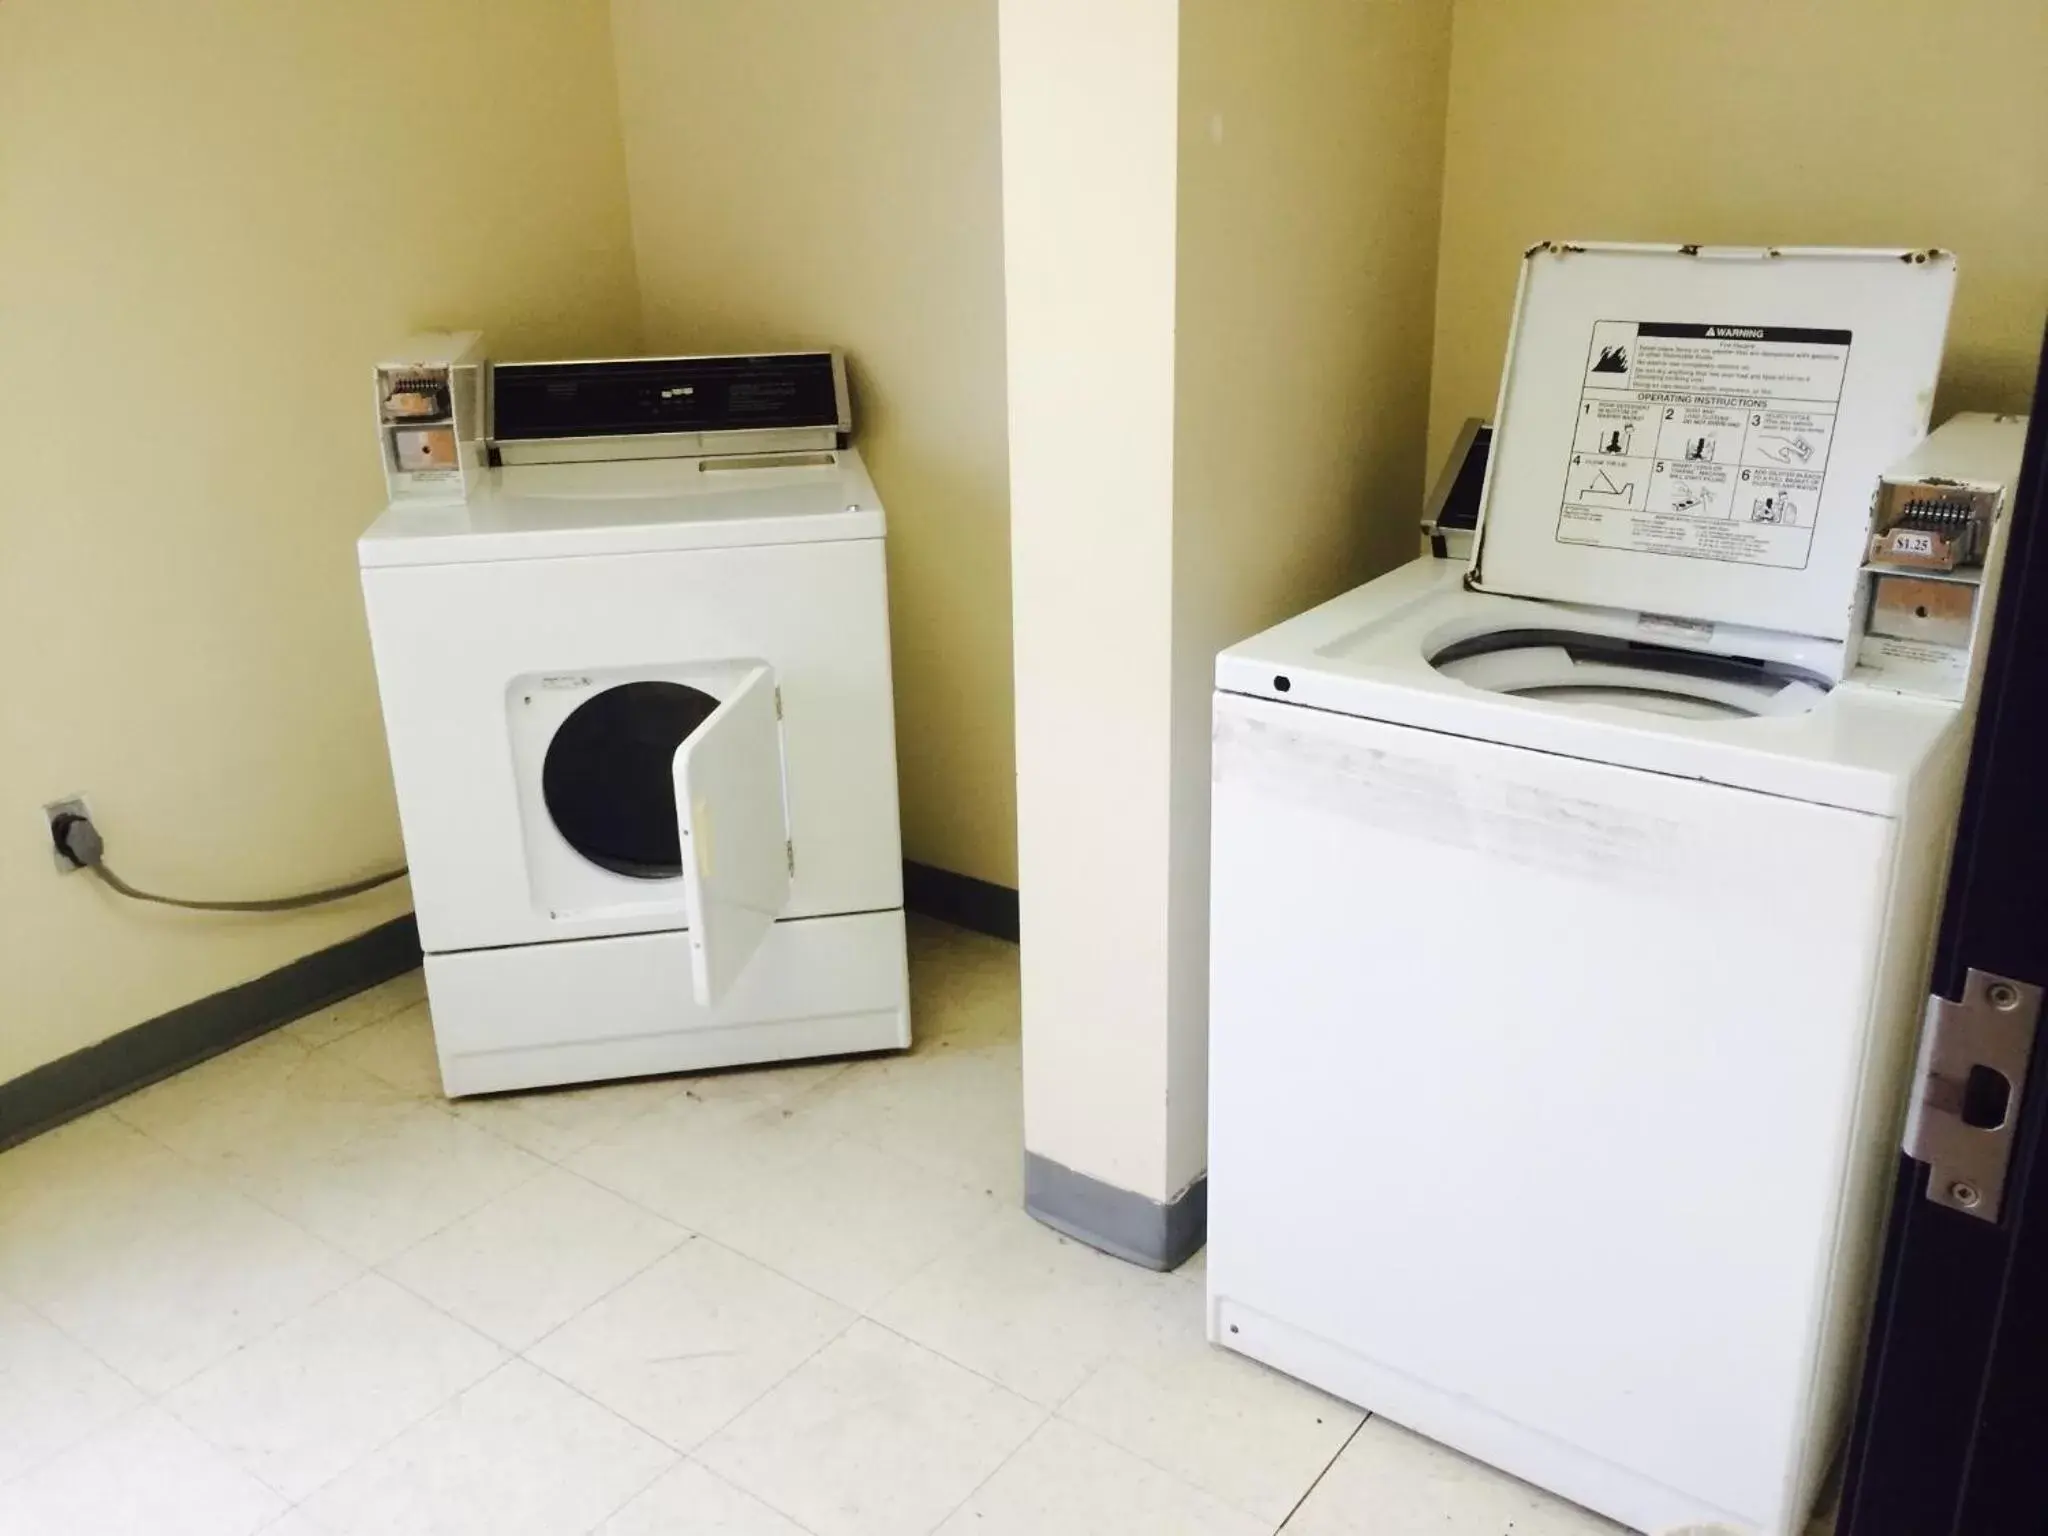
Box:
1903 968 2041 1222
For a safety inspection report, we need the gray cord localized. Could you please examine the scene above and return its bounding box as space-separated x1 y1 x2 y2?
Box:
91 861 407 912
55 813 406 912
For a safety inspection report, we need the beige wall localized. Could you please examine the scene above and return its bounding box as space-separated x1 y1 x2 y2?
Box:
1167 0 1453 1191
609 0 1017 889
0 0 640 1083
1430 0 2048 473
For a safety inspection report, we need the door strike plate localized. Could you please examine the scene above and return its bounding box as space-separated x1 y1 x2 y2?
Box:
1903 968 2041 1223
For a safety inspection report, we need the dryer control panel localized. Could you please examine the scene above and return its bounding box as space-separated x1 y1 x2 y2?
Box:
489 351 851 464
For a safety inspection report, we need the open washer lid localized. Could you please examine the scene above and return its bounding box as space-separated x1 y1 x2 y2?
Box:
1468 243 1955 644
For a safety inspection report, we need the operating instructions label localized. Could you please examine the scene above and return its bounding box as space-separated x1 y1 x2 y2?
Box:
1556 321 1851 570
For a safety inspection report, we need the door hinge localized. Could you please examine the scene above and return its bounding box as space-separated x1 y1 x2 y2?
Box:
786 839 795 877
774 687 783 721
1903 968 2041 1223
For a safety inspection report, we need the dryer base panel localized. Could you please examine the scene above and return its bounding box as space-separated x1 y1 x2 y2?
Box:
424 908 909 1096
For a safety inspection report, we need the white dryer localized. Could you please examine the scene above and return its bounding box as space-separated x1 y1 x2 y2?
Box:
1208 247 2022 1535
360 352 908 1096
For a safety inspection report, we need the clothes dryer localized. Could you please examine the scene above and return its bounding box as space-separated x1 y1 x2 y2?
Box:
361 352 907 1095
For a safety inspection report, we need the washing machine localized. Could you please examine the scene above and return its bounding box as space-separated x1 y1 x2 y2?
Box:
1208 247 2024 1535
360 350 909 1096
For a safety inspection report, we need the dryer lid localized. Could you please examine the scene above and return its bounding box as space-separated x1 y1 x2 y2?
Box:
1468 243 1955 643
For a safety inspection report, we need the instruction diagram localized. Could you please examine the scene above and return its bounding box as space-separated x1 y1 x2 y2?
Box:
1751 492 1798 525
1581 466 1634 499
1669 482 1716 515
1757 433 1816 465
1557 320 1849 569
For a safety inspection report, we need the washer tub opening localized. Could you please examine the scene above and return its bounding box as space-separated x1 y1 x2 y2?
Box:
1429 628 1831 721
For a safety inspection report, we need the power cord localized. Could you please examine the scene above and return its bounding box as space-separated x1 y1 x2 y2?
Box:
50 811 406 913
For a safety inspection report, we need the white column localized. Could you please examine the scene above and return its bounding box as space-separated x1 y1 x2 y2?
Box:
1001 0 1187 1227
1002 0 1454 1266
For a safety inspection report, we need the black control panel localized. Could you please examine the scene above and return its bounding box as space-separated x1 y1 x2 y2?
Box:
1435 423 1491 532
491 353 845 441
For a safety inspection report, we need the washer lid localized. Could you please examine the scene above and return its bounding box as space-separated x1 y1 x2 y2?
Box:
359 448 883 566
1469 243 1955 642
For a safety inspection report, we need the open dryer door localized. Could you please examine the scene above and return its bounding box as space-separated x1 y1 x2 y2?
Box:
674 664 791 1007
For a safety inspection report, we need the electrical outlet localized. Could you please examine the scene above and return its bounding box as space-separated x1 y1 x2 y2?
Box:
42 795 92 873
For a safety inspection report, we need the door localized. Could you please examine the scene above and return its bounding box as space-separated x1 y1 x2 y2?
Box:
675 663 791 1006
1839 328 2048 1536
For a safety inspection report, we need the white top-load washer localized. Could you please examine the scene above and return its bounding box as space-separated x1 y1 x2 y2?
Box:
361 350 908 1097
1208 246 2026 1535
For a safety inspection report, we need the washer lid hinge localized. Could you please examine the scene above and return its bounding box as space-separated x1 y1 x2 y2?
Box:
1903 968 2042 1223
786 839 795 878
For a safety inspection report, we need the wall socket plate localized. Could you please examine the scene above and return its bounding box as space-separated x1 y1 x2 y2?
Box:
42 794 92 873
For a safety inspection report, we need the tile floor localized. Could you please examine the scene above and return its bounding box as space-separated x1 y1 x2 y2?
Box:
0 919 1822 1535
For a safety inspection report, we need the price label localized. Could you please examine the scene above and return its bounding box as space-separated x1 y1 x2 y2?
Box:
1891 530 1936 557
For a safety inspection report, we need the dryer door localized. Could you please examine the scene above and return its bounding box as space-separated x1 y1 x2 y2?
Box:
674 663 791 1006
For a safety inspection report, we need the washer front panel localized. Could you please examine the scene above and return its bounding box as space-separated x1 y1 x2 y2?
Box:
1209 687 1901 1528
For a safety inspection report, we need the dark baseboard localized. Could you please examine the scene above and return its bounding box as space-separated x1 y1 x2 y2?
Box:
0 914 422 1154
1025 1152 1207 1271
903 860 1019 943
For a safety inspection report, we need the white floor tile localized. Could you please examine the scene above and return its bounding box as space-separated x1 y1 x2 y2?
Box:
165 1272 505 1502
380 1166 684 1349
683 1054 862 1108
575 1104 999 1312
301 1359 675 1536
906 917 1022 1047
0 1406 286 1536
282 970 426 1049
598 1460 809 1536
1059 1281 1361 1523
319 1001 445 1098
113 1034 413 1184
783 1037 1023 1203
2 1164 359 1394
0 1296 142 1485
937 1417 1269 1536
871 1206 1177 1407
0 1113 196 1282
700 1320 1040 1536
450 1074 689 1162
566 1091 801 1220
1280 1418 1627 1534
236 1101 547 1265
530 1235 851 1451
0 924 1085 1536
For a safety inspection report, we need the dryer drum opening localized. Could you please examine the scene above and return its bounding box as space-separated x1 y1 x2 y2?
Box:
542 680 719 878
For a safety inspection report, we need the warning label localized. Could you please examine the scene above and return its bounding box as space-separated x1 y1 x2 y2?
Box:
1555 320 1851 569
